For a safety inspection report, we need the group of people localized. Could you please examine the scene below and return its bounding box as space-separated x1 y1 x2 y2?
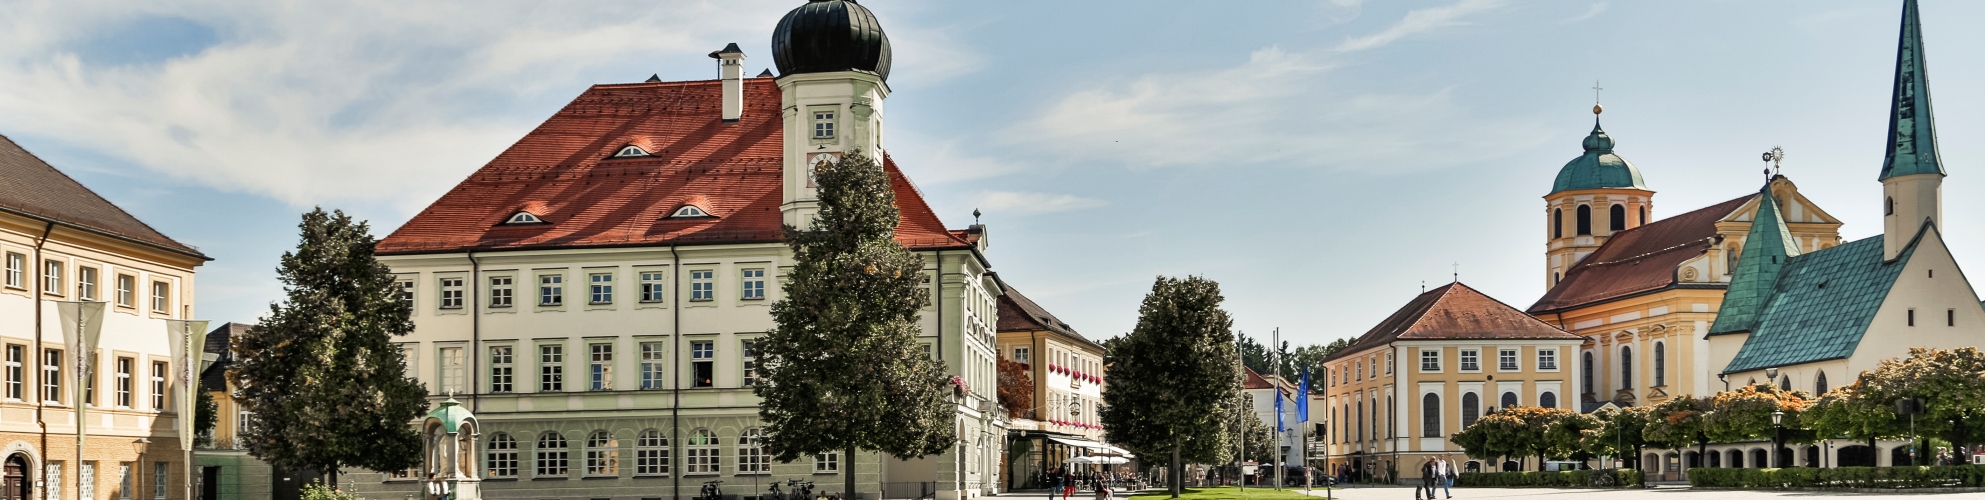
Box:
1045 469 1137 500
1416 456 1458 500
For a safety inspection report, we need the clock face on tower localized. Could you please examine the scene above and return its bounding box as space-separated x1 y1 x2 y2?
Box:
805 152 840 188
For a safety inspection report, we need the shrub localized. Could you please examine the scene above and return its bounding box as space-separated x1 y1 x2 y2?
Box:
301 482 366 500
1687 465 1985 489
1454 469 1640 488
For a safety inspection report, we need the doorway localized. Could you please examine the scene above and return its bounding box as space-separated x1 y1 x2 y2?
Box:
2 454 29 500
201 467 219 500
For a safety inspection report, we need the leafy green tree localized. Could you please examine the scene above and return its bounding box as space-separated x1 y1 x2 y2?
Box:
1702 384 1815 450
1238 334 1270 374
1230 394 1272 464
1452 406 1569 471
1544 411 1602 463
757 150 955 497
229 208 428 487
1644 396 1713 462
193 390 219 447
1805 384 1898 454
1585 405 1654 470
1101 276 1240 497
1839 347 1985 463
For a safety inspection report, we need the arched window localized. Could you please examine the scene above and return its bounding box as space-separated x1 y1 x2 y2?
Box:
486 433 518 478
1355 400 1364 442
1654 342 1666 387
1576 205 1593 235
535 432 569 478
1727 247 1739 274
1620 346 1633 390
1553 272 1561 286
1422 393 1441 437
615 145 651 157
1500 392 1518 409
505 212 544 225
1780 376 1791 391
635 430 668 476
1553 208 1564 239
738 428 769 474
1610 204 1627 231
1539 392 1557 409
1582 351 1595 398
1815 371 1829 395
686 429 719 474
1639 205 1647 225
585 430 618 476
1386 396 1394 438
1461 393 1480 428
671 205 710 218
1887 197 1895 216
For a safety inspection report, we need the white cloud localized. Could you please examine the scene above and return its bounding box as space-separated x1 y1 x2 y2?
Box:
1333 0 1506 52
973 191 1107 216
0 1 793 212
1562 3 1609 24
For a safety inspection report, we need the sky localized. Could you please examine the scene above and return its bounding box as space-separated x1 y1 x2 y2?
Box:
4 0 1985 349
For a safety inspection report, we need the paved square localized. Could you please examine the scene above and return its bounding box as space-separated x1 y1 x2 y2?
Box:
1294 485 1985 499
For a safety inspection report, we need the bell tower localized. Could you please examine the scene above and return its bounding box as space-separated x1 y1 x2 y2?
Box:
771 0 892 228
1880 0 1946 261
1544 100 1654 290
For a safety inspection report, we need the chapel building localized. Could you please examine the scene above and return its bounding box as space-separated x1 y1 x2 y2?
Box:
356 2 1006 499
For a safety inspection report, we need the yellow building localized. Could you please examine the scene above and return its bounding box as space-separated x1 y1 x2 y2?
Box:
1321 282 1582 480
993 280 1110 490
0 134 209 500
1527 109 1841 410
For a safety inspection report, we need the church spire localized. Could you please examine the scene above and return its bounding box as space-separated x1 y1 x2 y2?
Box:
1879 0 1944 180
1709 186 1802 336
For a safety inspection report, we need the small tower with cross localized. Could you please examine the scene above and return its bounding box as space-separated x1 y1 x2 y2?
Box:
1543 83 1655 291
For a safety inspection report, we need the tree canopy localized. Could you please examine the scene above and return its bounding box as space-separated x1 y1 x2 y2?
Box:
1100 276 1240 497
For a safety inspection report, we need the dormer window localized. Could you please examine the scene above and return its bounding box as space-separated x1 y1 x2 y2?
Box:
505 212 545 225
671 206 710 218
614 145 651 158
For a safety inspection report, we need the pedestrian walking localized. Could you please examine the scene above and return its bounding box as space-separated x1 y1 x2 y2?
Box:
1433 456 1453 499
426 473 450 500
1417 460 1436 500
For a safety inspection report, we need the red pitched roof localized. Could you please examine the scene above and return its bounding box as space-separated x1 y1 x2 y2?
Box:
1243 367 1275 389
0 134 205 259
1328 282 1578 362
376 78 969 255
1527 195 1753 314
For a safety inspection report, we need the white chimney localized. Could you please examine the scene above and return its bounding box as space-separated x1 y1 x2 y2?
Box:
710 43 746 123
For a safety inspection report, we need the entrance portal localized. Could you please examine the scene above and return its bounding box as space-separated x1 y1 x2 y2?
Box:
2 454 28 500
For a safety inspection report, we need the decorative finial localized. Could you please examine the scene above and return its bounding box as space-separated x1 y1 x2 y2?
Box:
1453 262 1459 283
1760 146 1784 181
1592 81 1605 116
973 208 982 224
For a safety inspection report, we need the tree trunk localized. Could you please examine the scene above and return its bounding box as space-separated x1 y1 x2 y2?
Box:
328 467 339 490
1169 445 1183 498
845 447 857 500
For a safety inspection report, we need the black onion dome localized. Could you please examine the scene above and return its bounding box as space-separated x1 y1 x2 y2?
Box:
771 0 892 81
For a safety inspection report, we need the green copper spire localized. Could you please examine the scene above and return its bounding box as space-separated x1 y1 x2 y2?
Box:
1879 0 1945 180
1708 186 1803 335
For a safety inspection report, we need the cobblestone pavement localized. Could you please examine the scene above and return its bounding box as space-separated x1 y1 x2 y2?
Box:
1293 485 1985 499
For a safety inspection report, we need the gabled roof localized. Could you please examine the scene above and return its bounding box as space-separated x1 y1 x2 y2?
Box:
1243 367 1275 389
1331 282 1578 362
1880 0 1945 181
1721 232 1915 373
200 322 251 392
375 78 969 255
1709 186 1803 335
1529 195 1753 314
0 134 205 259
994 279 1096 348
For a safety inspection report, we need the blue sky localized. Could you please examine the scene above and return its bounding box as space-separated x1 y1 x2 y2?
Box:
4 1 1984 348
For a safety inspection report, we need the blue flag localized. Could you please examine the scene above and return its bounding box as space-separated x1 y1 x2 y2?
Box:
1275 389 1285 432
1298 368 1311 422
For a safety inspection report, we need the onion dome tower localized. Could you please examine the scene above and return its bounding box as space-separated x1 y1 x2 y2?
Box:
771 0 894 227
1542 103 1655 290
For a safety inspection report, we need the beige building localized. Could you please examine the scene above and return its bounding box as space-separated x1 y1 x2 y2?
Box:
0 134 209 500
992 280 1109 490
1321 283 1582 480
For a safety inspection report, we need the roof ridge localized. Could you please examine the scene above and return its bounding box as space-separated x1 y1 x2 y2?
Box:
0 133 205 258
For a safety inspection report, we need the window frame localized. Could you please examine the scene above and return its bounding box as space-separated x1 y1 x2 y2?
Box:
4 345 21 401
1498 349 1519 371
1537 348 1558 371
2 252 21 289
689 270 714 302
640 342 666 390
690 341 715 388
539 344 564 392
538 274 565 306
486 433 518 478
115 357 133 408
685 429 719 475
588 343 614 391
438 277 465 309
489 346 514 394
588 272 614 305
438 346 465 395
639 272 665 303
737 428 769 475
77 267 97 301
42 348 61 404
740 268 766 300
115 274 134 308
488 276 513 308
1418 349 1440 372
534 432 570 478
151 361 167 410
150 281 170 314
584 430 619 477
740 339 760 387
635 430 669 476
1458 349 1480 372
811 110 837 140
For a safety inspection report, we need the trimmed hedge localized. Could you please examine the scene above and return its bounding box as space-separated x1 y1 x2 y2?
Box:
1687 465 1985 489
1454 469 1643 488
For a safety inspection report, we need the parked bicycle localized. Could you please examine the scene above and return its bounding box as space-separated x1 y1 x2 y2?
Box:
700 480 725 500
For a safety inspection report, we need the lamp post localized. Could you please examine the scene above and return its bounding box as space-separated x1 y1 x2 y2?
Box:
133 438 150 497
1770 410 1784 469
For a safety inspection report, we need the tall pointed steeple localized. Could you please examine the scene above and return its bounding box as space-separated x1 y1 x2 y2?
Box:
1880 0 1944 180
1709 186 1802 336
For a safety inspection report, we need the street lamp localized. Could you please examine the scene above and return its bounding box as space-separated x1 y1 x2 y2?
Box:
1770 410 1785 468
133 438 151 497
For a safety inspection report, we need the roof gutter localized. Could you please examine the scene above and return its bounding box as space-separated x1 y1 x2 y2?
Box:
0 206 211 262
30 220 52 479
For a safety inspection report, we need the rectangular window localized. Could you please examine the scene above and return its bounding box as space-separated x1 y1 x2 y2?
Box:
1499 349 1519 370
812 111 836 139
741 340 759 387
691 341 714 388
489 277 513 307
740 269 765 300
640 272 665 302
395 280 414 305
539 345 564 392
1459 349 1480 371
3 345 19 400
1385 352 1394 374
77 267 97 301
115 357 133 407
1909 308 1916 326
119 462 131 500
589 344 613 391
150 281 169 313
640 342 665 390
539 275 564 306
1013 347 1030 364
589 273 614 304
116 275 134 307
489 347 513 393
45 463 59 500
438 278 464 309
690 270 713 301
2 252 21 288
1538 349 1558 370
438 347 464 394
151 361 167 410
44 261 62 296
43 349 61 403
80 462 93 500
154 462 167 500
1419 350 1439 371
815 453 839 473
1950 309 1957 327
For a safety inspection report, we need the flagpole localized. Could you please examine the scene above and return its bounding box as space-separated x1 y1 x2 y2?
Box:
1271 328 1282 491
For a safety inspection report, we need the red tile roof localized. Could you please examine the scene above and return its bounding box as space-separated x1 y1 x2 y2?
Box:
376 78 969 255
1328 282 1578 362
1527 195 1753 314
995 279 1099 348
1243 367 1275 389
0 134 205 259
